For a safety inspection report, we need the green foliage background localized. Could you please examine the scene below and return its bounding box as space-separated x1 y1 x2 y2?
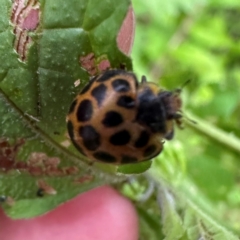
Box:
126 0 240 239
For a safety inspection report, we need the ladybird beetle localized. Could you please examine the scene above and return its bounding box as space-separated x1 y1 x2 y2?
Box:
67 69 183 164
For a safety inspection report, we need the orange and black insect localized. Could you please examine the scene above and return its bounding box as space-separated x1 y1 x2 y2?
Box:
67 69 183 164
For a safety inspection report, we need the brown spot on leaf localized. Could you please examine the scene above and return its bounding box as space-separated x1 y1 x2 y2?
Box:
0 139 79 177
80 53 97 75
5 197 15 206
0 138 25 171
73 175 94 184
79 53 111 76
0 196 15 206
97 59 111 72
27 152 79 176
37 180 57 196
11 0 40 61
63 166 79 175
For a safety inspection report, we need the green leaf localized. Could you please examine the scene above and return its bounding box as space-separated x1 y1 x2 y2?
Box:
183 199 238 240
117 161 152 174
137 206 165 240
0 0 131 218
157 184 185 240
153 178 239 240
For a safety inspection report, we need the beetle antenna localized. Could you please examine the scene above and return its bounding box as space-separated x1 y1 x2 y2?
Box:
181 79 191 89
181 112 197 125
174 79 191 94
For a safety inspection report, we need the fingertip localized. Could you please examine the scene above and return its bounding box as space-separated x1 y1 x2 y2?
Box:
0 186 138 240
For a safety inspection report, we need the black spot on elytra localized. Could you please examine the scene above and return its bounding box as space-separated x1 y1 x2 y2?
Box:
67 121 86 156
96 70 120 82
93 151 116 163
135 130 150 148
110 130 131 145
121 155 138 164
143 145 157 157
117 96 135 109
79 77 96 95
96 70 139 90
79 125 100 151
112 79 130 92
102 111 123 127
77 99 93 122
68 99 77 114
91 84 107 107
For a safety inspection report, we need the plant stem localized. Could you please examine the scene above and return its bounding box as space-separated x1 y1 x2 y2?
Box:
185 112 240 155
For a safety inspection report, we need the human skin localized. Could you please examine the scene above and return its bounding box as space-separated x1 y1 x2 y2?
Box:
0 186 139 240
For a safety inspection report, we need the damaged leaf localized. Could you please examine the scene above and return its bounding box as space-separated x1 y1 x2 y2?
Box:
0 0 131 218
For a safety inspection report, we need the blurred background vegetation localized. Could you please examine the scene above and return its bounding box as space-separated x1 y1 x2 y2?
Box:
125 0 240 238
